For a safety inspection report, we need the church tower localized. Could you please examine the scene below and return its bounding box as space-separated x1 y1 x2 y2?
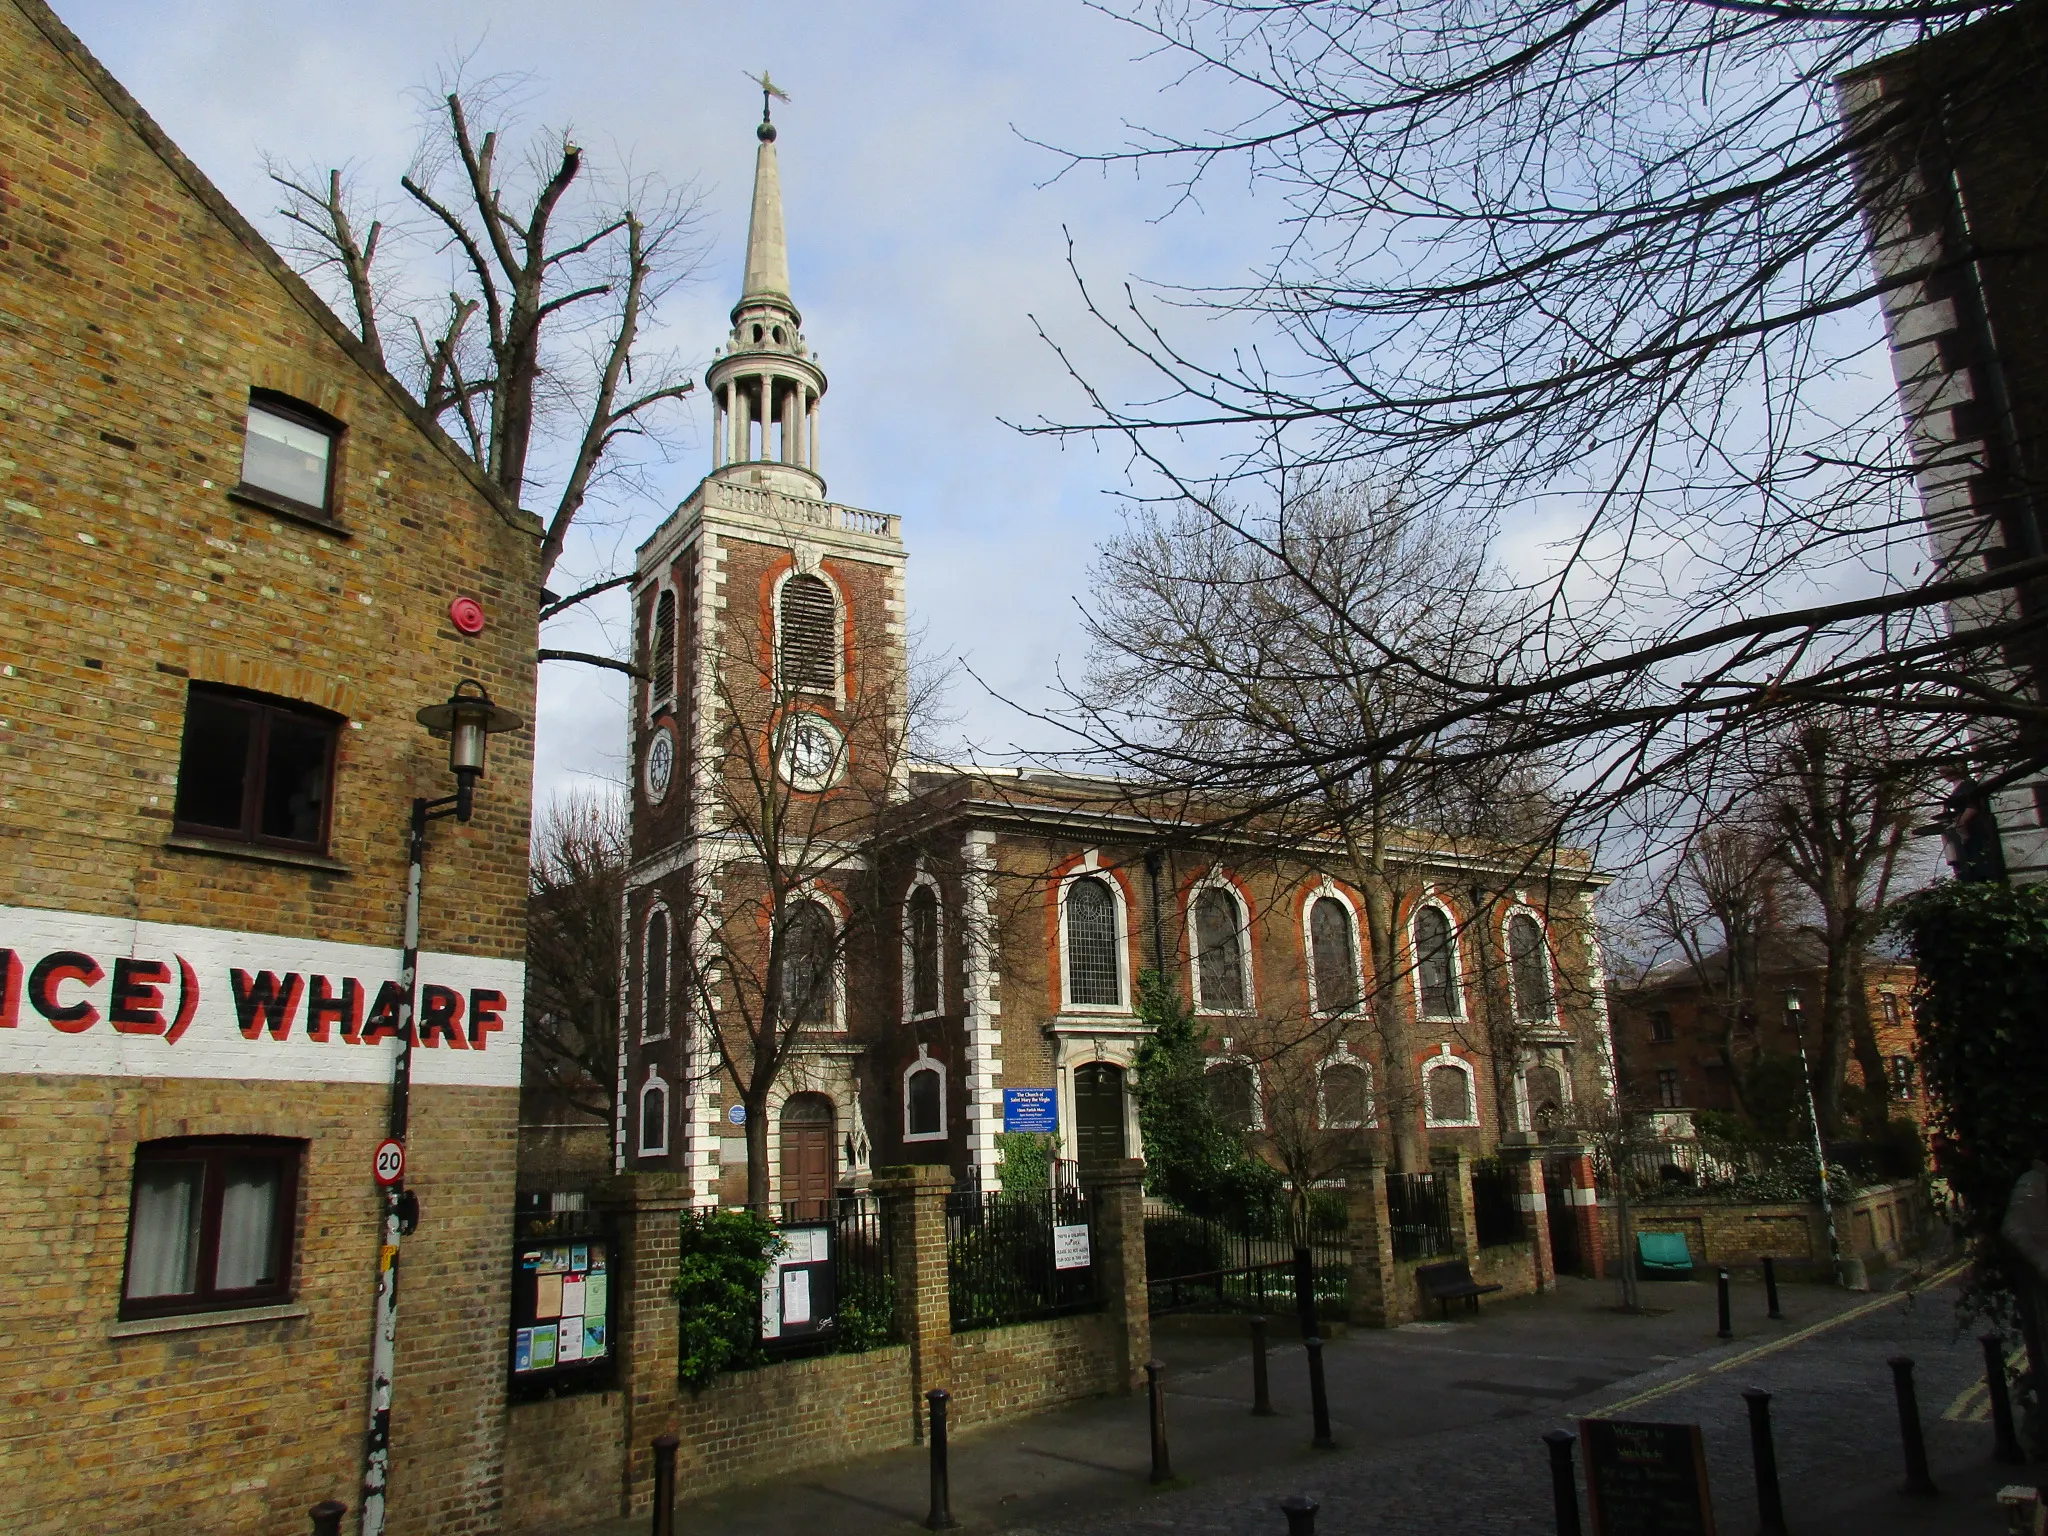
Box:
619 94 909 1208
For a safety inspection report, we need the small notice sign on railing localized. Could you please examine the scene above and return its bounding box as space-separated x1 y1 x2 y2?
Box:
1053 1223 1092 1271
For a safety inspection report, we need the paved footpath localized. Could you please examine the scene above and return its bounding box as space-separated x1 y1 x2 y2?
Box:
566 1262 2033 1535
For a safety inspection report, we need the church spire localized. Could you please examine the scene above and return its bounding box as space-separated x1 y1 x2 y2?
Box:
706 80 827 498
739 96 791 307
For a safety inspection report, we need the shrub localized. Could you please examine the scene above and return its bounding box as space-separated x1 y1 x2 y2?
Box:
671 1208 780 1389
1131 970 1281 1219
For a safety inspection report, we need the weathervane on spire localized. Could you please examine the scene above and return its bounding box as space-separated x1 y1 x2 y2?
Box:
746 71 790 140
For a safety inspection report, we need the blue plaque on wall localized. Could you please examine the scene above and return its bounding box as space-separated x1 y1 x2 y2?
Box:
1003 1087 1059 1133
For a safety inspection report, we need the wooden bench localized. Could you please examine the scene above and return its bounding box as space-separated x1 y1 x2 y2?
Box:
1416 1259 1504 1320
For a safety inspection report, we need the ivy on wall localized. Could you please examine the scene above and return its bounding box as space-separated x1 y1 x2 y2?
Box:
1890 880 2048 1252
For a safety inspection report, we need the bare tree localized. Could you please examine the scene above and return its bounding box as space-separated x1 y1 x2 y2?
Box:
526 791 629 1121
1761 716 1926 1132
269 73 704 639
1642 821 1787 1116
1261 1045 1368 1233
1028 0 2048 829
1074 480 1566 1168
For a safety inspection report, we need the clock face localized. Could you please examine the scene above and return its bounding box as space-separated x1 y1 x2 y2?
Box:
645 726 675 804
779 711 845 793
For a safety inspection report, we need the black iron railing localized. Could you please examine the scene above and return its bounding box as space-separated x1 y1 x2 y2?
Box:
946 1186 1099 1332
1142 1195 1350 1318
1471 1157 1526 1247
1386 1171 1454 1261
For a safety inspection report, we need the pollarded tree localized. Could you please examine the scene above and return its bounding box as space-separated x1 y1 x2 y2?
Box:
269 74 703 645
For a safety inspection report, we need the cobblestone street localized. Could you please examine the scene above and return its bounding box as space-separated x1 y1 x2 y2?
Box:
574 1260 2027 1535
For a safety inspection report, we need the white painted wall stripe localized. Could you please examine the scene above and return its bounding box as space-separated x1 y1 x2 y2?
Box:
0 903 522 1086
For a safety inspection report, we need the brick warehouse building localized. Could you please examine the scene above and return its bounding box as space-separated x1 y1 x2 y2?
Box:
617 108 1621 1210
0 5 538 1534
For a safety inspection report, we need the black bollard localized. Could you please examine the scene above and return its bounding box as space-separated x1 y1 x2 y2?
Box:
1252 1314 1277 1416
1717 1268 1733 1340
1543 1428 1583 1536
1294 1245 1317 1338
650 1432 680 1536
1888 1356 1939 1497
1279 1493 1320 1534
1146 1359 1173 1484
1742 1389 1788 1536
1305 1335 1335 1450
308 1502 346 1536
1763 1256 1784 1321
926 1389 957 1528
1983 1333 2025 1466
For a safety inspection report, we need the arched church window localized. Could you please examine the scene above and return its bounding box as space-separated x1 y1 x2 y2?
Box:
905 1052 946 1141
1414 905 1462 1018
1205 1061 1258 1130
1508 913 1554 1022
906 883 940 1018
638 1071 670 1157
779 899 836 1028
1193 885 1248 1011
1319 1060 1371 1129
778 574 837 695
1064 876 1122 1007
1310 895 1360 1014
642 908 670 1043
649 588 676 708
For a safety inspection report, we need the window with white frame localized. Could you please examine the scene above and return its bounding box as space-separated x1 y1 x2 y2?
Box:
1318 1052 1373 1129
1422 1047 1478 1127
1192 882 1250 1011
904 1046 947 1140
1205 1059 1259 1130
1507 912 1554 1023
777 572 838 696
638 1069 670 1157
779 898 837 1029
641 906 671 1042
1309 893 1362 1015
1413 903 1462 1018
1063 873 1124 1008
905 879 941 1020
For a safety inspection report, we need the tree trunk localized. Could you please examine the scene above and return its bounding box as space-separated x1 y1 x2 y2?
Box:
1360 881 1423 1171
1845 952 1890 1135
1817 913 1857 1137
745 1084 773 1214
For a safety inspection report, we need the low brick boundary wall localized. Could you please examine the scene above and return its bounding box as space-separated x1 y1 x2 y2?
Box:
500 1162 1153 1532
1597 1178 1934 1282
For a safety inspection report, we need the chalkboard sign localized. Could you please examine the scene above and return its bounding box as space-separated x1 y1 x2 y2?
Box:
1580 1419 1716 1536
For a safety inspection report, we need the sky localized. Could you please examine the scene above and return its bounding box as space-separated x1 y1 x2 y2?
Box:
54 0 1277 811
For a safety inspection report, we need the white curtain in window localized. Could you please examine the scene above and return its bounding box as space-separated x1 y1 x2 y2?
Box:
213 1161 281 1290
126 1162 203 1298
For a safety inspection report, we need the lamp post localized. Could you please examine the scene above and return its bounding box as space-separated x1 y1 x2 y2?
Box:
1784 990 1844 1286
359 680 522 1536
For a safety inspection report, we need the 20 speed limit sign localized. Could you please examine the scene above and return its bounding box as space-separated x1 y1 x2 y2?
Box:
373 1139 406 1186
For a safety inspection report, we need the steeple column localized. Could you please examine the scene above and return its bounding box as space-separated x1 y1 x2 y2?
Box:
807 395 820 473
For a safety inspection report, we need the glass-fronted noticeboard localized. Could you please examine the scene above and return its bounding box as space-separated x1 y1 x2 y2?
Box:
508 1209 616 1398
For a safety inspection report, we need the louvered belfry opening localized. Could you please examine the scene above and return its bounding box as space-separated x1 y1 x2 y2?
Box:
649 588 677 706
778 574 837 695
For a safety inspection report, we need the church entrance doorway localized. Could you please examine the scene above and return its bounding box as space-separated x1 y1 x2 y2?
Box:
1072 1062 1127 1167
780 1094 836 1219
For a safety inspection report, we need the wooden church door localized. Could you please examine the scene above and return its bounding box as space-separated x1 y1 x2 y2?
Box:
779 1094 836 1219
1072 1062 1127 1167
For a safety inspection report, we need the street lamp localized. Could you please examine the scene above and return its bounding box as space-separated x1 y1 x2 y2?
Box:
414 677 522 823
1783 990 1845 1286
360 678 523 1536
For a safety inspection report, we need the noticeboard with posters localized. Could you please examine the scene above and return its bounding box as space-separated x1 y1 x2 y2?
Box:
761 1221 836 1348
508 1216 616 1397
